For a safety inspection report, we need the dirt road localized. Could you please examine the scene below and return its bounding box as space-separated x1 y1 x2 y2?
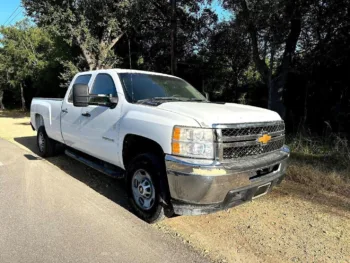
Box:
1 111 349 263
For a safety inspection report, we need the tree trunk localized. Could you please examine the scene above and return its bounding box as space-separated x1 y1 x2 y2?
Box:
0 90 5 110
170 0 177 75
20 83 26 111
240 0 301 119
302 83 309 125
268 46 275 110
270 0 301 119
270 77 286 119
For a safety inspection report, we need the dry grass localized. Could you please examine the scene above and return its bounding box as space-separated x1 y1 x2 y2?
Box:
0 109 30 118
286 133 350 198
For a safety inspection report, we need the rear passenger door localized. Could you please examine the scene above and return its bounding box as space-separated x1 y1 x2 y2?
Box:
78 73 122 166
61 74 92 150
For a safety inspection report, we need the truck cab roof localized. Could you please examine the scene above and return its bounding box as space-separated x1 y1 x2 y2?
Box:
77 68 181 80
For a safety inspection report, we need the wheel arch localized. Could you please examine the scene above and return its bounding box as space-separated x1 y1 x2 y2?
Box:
35 113 45 129
122 134 165 169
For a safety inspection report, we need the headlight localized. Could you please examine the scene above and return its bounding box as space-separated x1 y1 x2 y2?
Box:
172 126 214 159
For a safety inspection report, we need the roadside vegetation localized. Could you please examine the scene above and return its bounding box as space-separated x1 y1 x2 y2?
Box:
287 133 350 197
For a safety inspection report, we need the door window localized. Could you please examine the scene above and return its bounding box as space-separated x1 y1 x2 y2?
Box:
90 74 117 96
68 74 92 102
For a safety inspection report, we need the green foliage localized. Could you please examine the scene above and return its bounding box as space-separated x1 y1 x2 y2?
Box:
0 20 73 108
22 0 135 70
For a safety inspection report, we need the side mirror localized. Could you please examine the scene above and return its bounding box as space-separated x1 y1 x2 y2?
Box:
109 96 118 104
73 84 89 107
73 83 118 108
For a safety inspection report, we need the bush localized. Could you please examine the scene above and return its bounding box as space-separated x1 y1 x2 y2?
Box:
286 132 350 197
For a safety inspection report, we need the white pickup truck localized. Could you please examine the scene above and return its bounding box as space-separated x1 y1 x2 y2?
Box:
30 69 290 223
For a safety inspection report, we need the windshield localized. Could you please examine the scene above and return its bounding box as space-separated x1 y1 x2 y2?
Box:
118 73 207 103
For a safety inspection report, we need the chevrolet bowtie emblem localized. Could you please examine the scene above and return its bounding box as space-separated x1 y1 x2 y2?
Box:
258 134 272 144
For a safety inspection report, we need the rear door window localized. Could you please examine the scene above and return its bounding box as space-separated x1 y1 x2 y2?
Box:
90 74 117 96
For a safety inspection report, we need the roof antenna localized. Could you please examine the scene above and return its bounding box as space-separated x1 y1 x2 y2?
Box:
128 35 132 70
126 33 133 101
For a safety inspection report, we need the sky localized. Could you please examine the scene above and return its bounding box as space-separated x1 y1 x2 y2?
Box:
0 0 231 27
0 0 24 26
210 0 232 21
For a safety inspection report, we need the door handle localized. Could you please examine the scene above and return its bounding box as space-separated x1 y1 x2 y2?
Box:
62 108 68 113
81 112 91 117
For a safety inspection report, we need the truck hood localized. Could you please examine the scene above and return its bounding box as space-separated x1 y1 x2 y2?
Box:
158 102 281 127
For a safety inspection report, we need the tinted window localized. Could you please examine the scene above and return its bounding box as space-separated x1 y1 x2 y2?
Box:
74 75 92 85
68 74 92 102
118 73 206 102
90 74 117 96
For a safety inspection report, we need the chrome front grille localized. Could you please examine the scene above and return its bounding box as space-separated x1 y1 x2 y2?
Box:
222 138 285 159
215 121 285 161
221 123 285 138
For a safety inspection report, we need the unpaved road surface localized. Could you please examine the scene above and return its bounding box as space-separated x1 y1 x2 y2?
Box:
1 111 350 263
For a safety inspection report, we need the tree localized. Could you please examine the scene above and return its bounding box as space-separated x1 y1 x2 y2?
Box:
170 0 178 75
23 0 135 70
0 20 55 110
223 0 310 118
203 21 251 101
0 50 7 110
123 1 217 75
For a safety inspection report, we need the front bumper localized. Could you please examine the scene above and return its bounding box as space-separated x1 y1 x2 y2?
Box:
165 146 290 215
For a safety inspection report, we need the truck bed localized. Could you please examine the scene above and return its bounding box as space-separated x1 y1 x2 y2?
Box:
30 97 65 144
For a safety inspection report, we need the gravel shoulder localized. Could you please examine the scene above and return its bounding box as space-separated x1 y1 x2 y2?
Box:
1 111 349 263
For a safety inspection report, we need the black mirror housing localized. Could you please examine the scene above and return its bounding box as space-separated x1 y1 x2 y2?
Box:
73 84 89 107
73 84 118 108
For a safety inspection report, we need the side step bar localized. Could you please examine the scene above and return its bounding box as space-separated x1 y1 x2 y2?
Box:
65 149 125 179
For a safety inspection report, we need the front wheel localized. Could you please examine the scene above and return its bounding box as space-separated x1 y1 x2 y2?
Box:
127 153 168 223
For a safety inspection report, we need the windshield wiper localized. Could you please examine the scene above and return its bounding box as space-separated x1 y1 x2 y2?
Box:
136 97 185 103
136 97 208 103
186 98 208 102
154 97 186 101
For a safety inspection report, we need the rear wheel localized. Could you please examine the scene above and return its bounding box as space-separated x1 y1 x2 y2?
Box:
127 153 168 223
37 126 56 157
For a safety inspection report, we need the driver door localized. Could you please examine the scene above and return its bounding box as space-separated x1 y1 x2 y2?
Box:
78 72 122 166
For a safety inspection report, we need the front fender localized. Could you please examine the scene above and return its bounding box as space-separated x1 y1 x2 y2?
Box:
118 105 200 169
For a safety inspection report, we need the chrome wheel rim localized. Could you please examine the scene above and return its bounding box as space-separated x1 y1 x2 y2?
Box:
38 132 45 152
132 169 155 210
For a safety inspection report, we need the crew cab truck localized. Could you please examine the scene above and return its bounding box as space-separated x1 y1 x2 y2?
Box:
30 69 290 223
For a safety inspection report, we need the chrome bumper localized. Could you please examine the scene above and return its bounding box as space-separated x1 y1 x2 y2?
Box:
165 146 290 209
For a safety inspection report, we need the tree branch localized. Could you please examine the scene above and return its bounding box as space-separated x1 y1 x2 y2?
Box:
108 32 125 51
75 33 95 70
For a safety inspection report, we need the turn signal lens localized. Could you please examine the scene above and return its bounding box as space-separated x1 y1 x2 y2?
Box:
173 127 181 141
172 142 180 154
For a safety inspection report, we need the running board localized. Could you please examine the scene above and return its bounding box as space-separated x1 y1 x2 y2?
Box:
65 149 125 179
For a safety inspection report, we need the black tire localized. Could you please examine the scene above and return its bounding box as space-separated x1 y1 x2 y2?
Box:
126 153 168 223
37 126 56 158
